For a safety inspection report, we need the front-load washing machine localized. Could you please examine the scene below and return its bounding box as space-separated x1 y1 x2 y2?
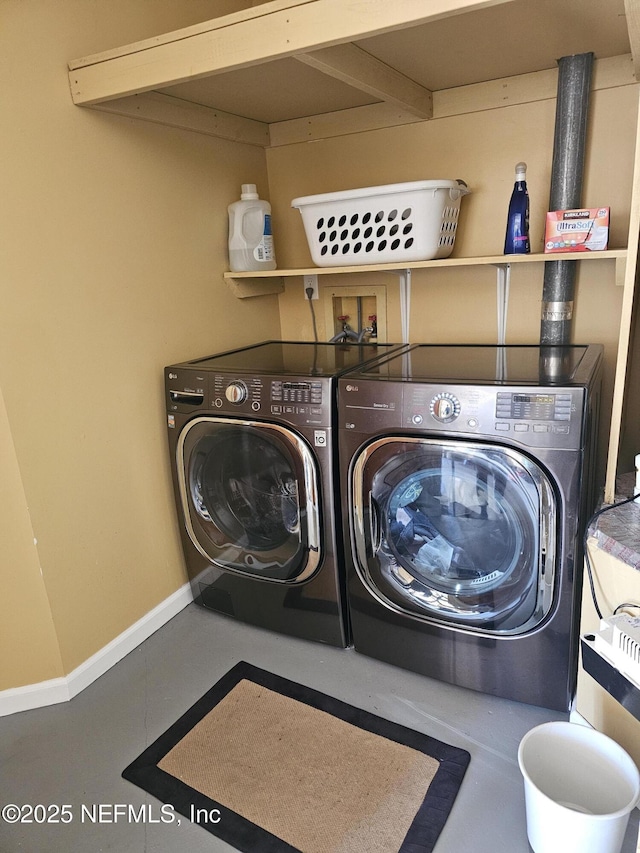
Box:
165 340 404 648
338 344 602 709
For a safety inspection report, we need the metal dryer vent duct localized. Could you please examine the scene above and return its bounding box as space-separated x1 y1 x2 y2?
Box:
540 52 594 347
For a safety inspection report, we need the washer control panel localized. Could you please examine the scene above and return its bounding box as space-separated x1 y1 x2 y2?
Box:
269 380 325 425
271 380 323 405
165 367 206 412
224 380 248 405
213 374 264 413
166 368 329 427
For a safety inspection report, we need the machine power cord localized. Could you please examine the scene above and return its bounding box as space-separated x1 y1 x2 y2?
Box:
306 287 319 342
583 492 640 621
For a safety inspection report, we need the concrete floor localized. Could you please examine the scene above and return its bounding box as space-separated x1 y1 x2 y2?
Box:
1 603 638 853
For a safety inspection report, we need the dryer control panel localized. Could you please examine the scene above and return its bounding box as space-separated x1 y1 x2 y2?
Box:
495 391 573 422
340 378 586 451
404 384 585 451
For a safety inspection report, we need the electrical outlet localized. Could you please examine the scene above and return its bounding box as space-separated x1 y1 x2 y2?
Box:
303 274 319 300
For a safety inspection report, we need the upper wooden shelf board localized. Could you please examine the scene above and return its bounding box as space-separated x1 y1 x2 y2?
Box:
223 249 628 297
224 249 627 278
68 0 639 146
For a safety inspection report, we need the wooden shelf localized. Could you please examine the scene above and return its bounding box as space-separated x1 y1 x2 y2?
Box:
67 0 638 147
223 249 628 297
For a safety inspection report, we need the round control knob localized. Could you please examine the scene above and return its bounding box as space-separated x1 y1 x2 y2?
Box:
430 392 461 423
225 381 248 405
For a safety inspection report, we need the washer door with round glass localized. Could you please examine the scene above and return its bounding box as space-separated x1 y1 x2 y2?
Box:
178 417 321 582
350 438 556 633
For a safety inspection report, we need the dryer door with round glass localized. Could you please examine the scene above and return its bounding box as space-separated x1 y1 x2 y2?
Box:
178 417 321 582
350 438 556 633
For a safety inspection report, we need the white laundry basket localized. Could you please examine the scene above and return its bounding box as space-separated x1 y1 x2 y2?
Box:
291 179 470 266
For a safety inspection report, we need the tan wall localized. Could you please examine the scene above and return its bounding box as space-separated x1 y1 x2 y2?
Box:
0 0 282 690
0 388 64 685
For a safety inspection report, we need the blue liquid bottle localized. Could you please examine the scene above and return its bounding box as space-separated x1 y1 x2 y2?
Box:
504 162 530 254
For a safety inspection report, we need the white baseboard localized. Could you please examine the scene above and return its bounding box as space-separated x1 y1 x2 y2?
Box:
0 582 193 718
0 677 71 718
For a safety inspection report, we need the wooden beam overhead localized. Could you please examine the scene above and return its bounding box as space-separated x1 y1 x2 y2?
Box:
74 54 634 149
294 44 433 118
68 0 513 105
269 54 635 147
67 0 635 148
87 92 270 147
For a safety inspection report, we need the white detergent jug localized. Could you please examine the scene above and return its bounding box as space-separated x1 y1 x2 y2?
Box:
227 184 277 272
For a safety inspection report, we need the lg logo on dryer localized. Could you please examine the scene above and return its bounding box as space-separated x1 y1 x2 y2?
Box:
344 384 358 392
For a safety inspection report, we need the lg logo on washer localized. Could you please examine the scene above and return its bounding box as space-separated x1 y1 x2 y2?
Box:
344 384 358 392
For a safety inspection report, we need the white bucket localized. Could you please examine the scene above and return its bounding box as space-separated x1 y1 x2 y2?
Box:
518 722 640 853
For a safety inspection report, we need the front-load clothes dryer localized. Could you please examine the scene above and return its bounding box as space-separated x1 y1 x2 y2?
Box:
165 340 404 648
338 344 603 709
